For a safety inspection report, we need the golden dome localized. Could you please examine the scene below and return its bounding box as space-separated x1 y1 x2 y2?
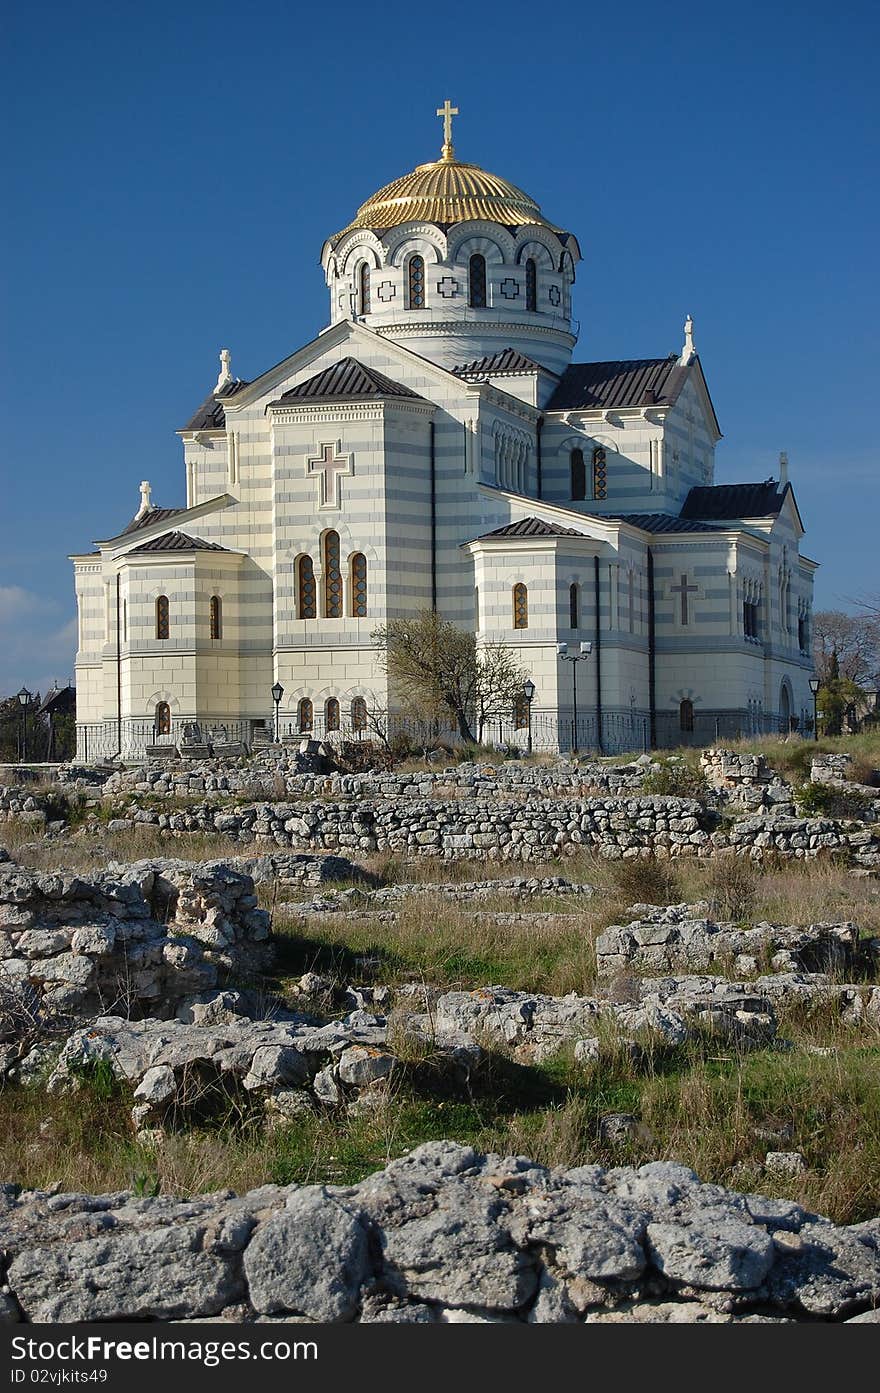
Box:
334 156 562 240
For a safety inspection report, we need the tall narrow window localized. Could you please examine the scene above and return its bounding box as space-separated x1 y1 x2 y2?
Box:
570 449 586 500
474 585 480 630
351 696 367 732
325 697 340 732
155 595 169 640
209 595 222 639
350 552 367 617
407 255 425 309
569 582 579 630
513 582 528 629
323 531 342 617
628 571 635 633
154 701 171 736
798 614 806 651
298 697 313 733
513 693 529 729
679 698 694 733
358 262 371 315
592 447 607 499
297 556 317 619
525 258 537 311
469 253 487 308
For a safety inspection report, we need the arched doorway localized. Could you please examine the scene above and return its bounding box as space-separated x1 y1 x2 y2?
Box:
779 680 792 732
154 701 171 737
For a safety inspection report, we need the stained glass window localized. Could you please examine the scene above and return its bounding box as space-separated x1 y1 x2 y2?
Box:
298 556 316 619
209 595 222 640
592 446 607 500
325 697 340 732
350 553 367 617
351 696 367 732
407 255 425 309
513 694 529 729
155 701 171 736
525 258 537 311
323 531 342 618
156 595 169 640
298 697 313 732
469 254 487 308
513 582 528 629
358 262 370 315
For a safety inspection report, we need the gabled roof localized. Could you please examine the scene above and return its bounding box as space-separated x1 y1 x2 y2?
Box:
452 348 549 378
607 512 725 535
127 531 229 554
546 355 691 412
120 506 186 536
681 481 787 521
476 516 587 540
271 357 425 406
182 379 250 432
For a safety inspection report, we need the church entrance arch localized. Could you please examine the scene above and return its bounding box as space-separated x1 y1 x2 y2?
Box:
779 680 792 732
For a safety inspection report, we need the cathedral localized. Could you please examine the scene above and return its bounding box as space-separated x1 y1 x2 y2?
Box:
71 103 817 758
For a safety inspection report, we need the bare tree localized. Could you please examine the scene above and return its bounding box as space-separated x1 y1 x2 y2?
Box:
812 610 880 686
372 610 526 745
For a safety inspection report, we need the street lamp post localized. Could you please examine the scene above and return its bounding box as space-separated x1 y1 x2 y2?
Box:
16 687 31 763
556 642 592 755
271 682 284 744
808 676 820 741
523 678 536 756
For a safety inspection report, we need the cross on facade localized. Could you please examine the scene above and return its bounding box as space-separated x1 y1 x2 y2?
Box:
436 99 459 159
307 442 351 509
672 573 699 625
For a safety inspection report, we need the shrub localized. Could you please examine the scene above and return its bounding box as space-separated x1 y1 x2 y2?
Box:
794 781 875 820
608 856 681 907
640 760 711 800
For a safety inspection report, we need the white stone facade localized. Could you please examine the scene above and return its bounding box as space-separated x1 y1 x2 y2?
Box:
71 120 817 758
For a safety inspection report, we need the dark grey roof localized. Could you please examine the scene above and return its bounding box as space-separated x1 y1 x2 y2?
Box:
607 512 725 534
545 355 691 411
680 481 787 521
120 506 185 536
477 517 587 540
182 379 249 432
453 348 549 378
272 357 424 406
127 531 229 554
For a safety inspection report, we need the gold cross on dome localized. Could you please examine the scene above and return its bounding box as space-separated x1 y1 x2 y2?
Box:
436 99 459 159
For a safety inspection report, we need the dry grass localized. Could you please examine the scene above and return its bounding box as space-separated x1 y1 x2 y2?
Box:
4 824 262 874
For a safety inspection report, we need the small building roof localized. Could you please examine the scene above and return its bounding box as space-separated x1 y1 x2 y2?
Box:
38 685 76 716
120 506 186 537
680 481 787 521
453 348 549 378
545 355 691 412
271 357 425 406
126 531 229 554
608 512 725 534
182 379 250 432
475 516 587 540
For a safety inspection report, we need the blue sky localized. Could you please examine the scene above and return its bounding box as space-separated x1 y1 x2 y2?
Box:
2 0 878 694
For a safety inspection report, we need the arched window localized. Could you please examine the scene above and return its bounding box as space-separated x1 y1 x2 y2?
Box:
298 697 313 733
592 446 607 499
323 531 342 617
525 257 537 311
325 697 340 732
155 595 169 640
513 582 528 629
350 552 367 617
513 693 529 729
351 696 367 732
297 555 317 619
679 698 694 733
407 255 425 309
358 262 371 315
209 595 222 640
154 701 171 736
570 448 586 500
569 582 579 630
469 253 487 308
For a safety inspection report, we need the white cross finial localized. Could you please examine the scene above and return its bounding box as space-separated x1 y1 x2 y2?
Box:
779 450 789 485
436 99 459 160
680 313 696 365
214 347 234 394
137 480 152 518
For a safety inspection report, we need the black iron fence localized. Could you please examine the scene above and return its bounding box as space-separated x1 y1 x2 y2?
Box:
75 707 809 763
